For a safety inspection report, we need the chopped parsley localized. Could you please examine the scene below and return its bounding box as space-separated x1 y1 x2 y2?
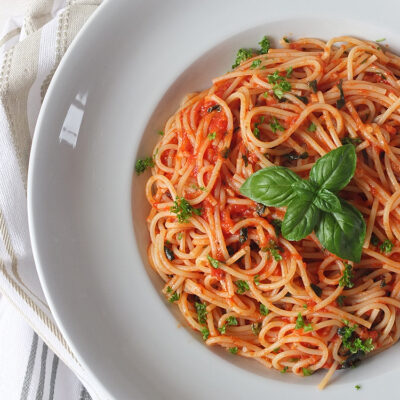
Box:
207 104 221 113
260 304 269 316
261 239 283 261
355 385 361 390
166 286 172 293
201 327 210 340
286 66 293 78
169 291 180 303
271 219 282 236
341 136 362 146
338 323 374 354
304 324 313 332
164 246 175 261
302 368 313 376
135 157 154 174
229 347 238 354
283 37 290 43
232 48 253 69
339 263 354 288
308 80 318 93
263 91 269 98
254 274 260 285
259 36 271 54
284 151 309 161
281 366 289 373
376 38 386 42
273 347 280 353
208 131 216 140
308 122 317 132
235 280 250 294
195 302 207 324
336 79 345 109
295 313 305 329
303 304 308 309
250 59 262 69
177 232 183 240
158 130 164 136
251 322 262 335
253 127 260 138
380 239 394 254
207 254 220 269
227 316 238 326
267 71 292 99
170 197 201 223
239 227 248 243
310 283 322 297
270 117 285 133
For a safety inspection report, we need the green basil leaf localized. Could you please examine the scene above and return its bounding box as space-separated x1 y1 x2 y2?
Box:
309 145 356 192
315 200 366 262
240 166 300 207
291 180 318 202
281 199 321 241
313 188 342 213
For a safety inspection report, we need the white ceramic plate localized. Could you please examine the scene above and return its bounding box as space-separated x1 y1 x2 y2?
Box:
28 0 400 398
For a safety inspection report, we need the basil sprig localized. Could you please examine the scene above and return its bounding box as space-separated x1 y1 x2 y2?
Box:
240 145 365 262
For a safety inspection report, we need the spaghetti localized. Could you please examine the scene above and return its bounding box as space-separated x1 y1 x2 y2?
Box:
143 36 400 388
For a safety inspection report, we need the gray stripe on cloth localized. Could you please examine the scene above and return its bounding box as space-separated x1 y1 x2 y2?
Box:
20 332 39 400
35 341 48 400
48 354 59 400
79 385 92 400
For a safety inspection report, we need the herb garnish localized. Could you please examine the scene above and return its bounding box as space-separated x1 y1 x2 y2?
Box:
262 239 283 261
295 313 305 329
302 368 313 376
169 291 180 303
271 219 282 236
240 145 365 262
267 71 292 99
260 304 269 316
380 239 393 254
207 254 220 269
259 36 271 54
338 323 374 354
281 366 289 373
284 151 309 161
341 136 362 146
250 59 262 69
336 79 345 109
208 132 216 140
170 197 201 223
235 280 250 294
286 66 293 78
232 48 253 69
308 122 317 132
229 347 238 354
355 385 361 390
135 157 154 174
252 322 262 335
270 117 285 133
339 263 354 288
283 37 290 43
201 327 210 340
254 275 260 285
158 130 164 136
195 302 207 324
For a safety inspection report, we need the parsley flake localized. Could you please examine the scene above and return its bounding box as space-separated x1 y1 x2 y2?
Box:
208 132 216 140
281 366 288 373
170 197 201 223
380 239 393 254
260 304 269 316
201 327 210 340
259 36 271 54
302 368 313 376
251 322 262 335
169 291 180 303
339 263 354 288
232 48 253 69
207 254 220 269
308 122 317 132
295 313 305 329
195 302 207 324
229 347 238 354
158 130 164 136
235 280 250 294
250 59 262 69
270 117 285 133
135 157 154 174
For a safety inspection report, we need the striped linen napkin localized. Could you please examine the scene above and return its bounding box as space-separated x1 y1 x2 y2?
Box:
0 1 104 398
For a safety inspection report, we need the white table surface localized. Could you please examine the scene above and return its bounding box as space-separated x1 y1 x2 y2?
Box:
0 0 29 32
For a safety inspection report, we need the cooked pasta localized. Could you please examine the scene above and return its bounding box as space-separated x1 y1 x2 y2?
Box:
142 36 400 388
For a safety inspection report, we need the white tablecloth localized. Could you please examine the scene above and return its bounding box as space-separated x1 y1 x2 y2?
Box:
0 1 103 398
